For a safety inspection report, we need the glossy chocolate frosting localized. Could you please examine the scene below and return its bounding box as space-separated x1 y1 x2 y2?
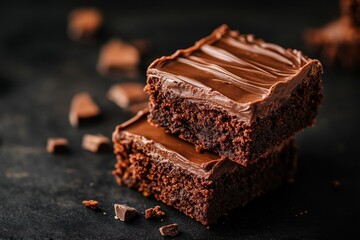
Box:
113 110 291 179
147 24 322 123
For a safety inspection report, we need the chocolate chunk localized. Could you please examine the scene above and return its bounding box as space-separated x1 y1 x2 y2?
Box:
82 134 111 153
107 83 148 109
69 92 100 127
159 224 179 237
47 138 69 153
97 39 140 76
114 204 138 221
145 206 165 219
68 7 103 42
82 200 99 209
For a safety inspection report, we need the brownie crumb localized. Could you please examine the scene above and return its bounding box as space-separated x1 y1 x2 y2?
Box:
69 92 100 127
47 138 69 153
114 204 138 222
82 134 111 153
68 7 102 43
145 208 155 219
145 206 165 219
159 223 179 237
332 180 341 190
82 200 99 209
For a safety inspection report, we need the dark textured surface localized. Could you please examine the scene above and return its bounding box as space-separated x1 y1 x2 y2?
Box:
0 1 359 239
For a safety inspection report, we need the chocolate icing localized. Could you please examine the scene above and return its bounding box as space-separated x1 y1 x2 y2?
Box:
146 24 322 123
114 110 291 179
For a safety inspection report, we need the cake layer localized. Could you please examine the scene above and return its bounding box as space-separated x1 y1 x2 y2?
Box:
145 24 323 165
112 110 298 225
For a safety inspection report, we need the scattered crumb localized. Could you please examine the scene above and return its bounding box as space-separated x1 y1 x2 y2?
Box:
145 206 165 219
82 200 99 209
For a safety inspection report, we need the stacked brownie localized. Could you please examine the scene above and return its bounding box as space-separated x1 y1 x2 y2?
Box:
113 25 323 225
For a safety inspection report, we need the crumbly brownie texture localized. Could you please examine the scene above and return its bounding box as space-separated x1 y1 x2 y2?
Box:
146 25 322 166
112 111 298 225
145 206 165 219
82 200 99 209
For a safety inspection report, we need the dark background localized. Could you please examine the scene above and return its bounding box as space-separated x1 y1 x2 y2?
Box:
0 0 359 239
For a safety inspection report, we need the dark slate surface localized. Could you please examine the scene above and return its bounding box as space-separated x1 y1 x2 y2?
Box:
0 1 359 239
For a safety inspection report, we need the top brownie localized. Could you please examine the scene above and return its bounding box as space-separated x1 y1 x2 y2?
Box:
145 24 323 166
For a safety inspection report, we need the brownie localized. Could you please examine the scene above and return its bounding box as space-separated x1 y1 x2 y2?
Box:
304 17 360 70
112 110 298 225
145 24 322 166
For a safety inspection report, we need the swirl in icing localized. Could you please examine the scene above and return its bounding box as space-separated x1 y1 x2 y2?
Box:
147 24 322 122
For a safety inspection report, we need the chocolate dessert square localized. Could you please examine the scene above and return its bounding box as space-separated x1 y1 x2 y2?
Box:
112 110 298 225
145 24 323 166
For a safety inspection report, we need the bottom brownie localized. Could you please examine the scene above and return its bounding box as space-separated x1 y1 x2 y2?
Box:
112 110 298 225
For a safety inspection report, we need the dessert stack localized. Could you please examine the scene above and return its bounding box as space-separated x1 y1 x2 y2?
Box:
112 25 323 225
